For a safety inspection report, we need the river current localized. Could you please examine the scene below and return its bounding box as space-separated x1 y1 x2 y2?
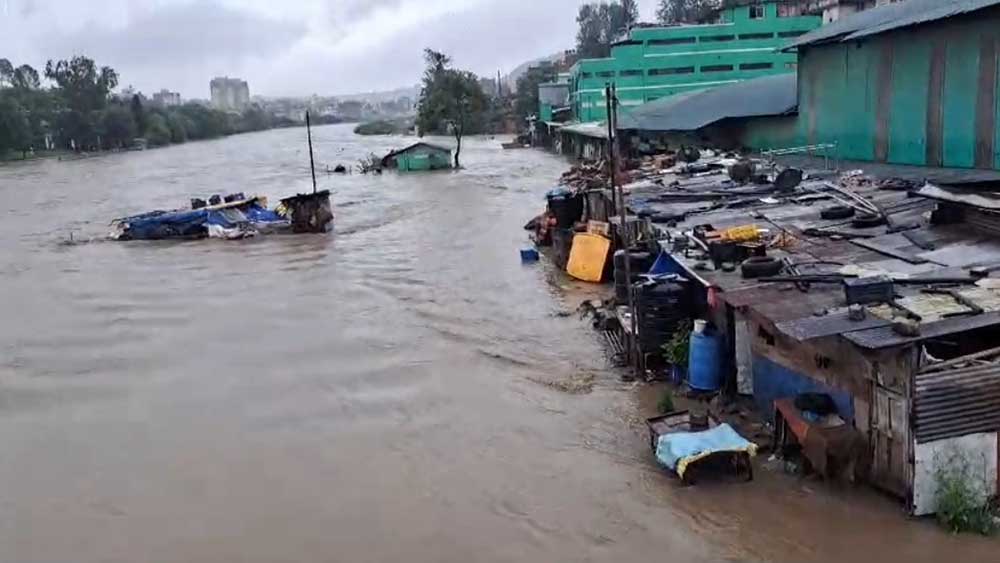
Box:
1 124 994 562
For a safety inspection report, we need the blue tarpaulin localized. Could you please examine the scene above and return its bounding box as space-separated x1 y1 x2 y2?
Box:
655 423 757 478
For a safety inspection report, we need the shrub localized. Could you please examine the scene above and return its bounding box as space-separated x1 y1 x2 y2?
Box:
935 461 998 535
656 390 675 414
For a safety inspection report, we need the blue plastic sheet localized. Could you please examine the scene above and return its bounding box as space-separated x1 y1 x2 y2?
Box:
655 423 757 477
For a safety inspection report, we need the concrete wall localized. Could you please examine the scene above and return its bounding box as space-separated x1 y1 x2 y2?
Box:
796 8 1000 169
912 432 999 516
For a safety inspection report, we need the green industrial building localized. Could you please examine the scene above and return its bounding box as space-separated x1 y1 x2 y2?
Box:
784 0 1000 170
568 1 822 122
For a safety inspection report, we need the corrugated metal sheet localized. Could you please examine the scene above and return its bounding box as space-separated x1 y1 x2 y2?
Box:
774 311 894 342
914 363 1000 443
785 0 1000 50
845 311 1000 349
616 73 798 132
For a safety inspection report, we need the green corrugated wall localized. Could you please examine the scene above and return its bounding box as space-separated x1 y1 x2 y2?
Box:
791 9 1000 170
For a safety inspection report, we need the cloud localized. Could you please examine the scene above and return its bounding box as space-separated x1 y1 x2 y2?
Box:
0 0 664 98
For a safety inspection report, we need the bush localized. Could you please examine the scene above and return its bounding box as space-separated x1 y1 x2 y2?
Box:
662 320 693 368
354 120 402 135
656 390 675 414
935 462 998 535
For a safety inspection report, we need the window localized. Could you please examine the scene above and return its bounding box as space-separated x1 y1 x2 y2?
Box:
777 4 801 17
701 35 735 42
619 69 643 77
648 66 695 76
648 37 696 46
785 62 798 70
581 72 594 79
739 62 773 70
778 30 807 38
595 71 615 78
739 32 773 40
749 4 765 19
701 64 734 72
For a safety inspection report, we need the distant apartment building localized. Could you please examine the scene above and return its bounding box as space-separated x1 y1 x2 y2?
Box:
151 89 182 107
210 77 250 111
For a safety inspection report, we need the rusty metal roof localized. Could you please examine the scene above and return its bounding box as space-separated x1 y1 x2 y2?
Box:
633 161 1000 349
785 0 1000 50
914 362 1000 443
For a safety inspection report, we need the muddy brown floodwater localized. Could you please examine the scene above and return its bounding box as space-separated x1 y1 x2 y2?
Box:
0 124 995 563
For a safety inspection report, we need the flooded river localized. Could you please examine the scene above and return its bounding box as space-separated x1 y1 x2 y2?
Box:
0 124 995 562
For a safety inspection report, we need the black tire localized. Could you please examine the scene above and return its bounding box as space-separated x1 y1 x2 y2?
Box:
820 205 856 220
852 213 886 228
741 256 783 279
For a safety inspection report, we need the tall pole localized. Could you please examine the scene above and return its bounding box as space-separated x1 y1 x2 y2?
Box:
606 84 638 379
306 111 317 194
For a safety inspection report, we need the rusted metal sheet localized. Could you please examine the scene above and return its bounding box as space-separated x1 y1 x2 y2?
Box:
844 311 1000 349
874 40 894 162
925 39 946 167
774 311 894 341
974 35 998 168
913 363 1000 443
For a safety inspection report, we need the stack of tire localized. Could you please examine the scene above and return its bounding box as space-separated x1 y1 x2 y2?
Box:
634 279 690 356
613 250 654 302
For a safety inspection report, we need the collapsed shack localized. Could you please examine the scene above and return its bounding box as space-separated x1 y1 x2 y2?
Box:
531 149 1000 514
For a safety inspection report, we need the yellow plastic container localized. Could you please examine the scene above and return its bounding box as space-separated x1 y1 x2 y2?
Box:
566 233 611 282
720 224 761 243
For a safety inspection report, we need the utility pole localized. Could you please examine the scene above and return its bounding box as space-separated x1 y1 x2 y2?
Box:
306 111 317 194
605 84 639 380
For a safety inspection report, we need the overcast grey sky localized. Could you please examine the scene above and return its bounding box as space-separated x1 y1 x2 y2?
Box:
0 0 660 99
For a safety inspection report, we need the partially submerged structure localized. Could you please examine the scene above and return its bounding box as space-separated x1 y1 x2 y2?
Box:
381 142 453 172
531 148 1000 515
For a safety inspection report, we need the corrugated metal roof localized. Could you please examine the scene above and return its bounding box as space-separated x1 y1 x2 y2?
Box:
913 363 1000 443
616 73 797 132
560 121 609 139
785 0 1000 50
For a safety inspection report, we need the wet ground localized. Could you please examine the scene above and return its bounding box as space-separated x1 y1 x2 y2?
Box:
0 124 995 562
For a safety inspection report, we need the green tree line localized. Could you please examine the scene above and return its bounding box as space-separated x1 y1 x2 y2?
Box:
0 55 290 159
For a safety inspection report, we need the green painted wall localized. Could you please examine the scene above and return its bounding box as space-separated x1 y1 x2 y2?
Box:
791 9 1000 170
569 1 821 122
397 145 452 171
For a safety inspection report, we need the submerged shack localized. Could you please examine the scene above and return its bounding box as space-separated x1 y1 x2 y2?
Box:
381 142 453 172
532 149 1000 515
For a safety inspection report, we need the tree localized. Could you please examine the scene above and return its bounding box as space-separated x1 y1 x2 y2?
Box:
514 63 559 122
0 94 31 157
415 49 489 167
45 56 118 148
100 104 137 149
130 94 147 134
657 0 720 24
11 65 40 90
144 113 172 147
0 59 14 88
576 1 639 59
